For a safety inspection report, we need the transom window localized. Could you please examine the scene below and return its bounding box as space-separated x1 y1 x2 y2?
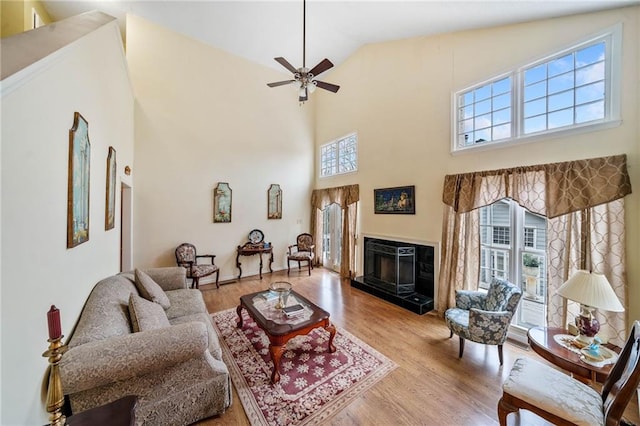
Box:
320 133 358 178
453 25 621 152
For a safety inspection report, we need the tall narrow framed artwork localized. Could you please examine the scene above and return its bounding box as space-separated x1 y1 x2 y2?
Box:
213 182 232 223
67 112 91 248
105 146 116 230
267 184 282 219
374 185 415 214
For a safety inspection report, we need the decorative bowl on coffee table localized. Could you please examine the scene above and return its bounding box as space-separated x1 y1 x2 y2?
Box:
269 281 292 309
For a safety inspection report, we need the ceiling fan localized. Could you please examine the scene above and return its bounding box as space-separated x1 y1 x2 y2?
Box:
267 0 340 103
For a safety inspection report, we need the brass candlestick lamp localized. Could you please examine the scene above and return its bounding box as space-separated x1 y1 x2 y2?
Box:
44 305 67 426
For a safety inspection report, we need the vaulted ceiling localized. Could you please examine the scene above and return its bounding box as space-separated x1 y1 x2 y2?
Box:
41 1 639 73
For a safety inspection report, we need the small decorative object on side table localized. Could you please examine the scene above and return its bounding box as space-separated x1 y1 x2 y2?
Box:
528 326 620 384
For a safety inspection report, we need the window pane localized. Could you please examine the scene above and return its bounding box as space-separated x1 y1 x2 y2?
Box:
548 54 573 77
462 92 473 107
548 108 574 129
576 62 604 86
474 113 492 130
461 105 474 119
576 101 604 123
576 81 604 105
524 64 546 85
474 85 491 101
493 93 510 110
493 123 511 140
461 118 473 133
576 42 605 67
474 128 491 143
524 81 546 102
524 98 546 118
475 99 491 116
524 115 546 134
548 72 574 95
492 108 510 125
548 90 574 112
493 77 510 95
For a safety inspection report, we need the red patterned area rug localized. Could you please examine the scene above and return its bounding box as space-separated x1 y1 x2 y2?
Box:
211 308 397 425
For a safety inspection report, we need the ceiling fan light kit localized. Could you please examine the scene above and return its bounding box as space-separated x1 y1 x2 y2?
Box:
267 0 340 104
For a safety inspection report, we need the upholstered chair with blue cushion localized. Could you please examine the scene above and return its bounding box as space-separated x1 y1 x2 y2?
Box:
444 277 522 365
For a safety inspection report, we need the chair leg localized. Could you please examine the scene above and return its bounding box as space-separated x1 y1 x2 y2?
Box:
297 260 301 270
497 396 517 426
498 344 504 365
193 277 199 289
287 259 291 275
307 260 311 276
458 337 465 358
215 270 220 289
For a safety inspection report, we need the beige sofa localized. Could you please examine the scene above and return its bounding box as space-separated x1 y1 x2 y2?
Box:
59 267 231 425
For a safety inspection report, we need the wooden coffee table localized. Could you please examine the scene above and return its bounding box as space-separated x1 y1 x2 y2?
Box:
236 289 336 384
527 326 619 384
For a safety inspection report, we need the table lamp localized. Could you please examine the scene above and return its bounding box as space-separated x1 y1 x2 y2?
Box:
556 270 625 345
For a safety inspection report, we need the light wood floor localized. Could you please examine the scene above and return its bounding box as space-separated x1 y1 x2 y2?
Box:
196 268 640 426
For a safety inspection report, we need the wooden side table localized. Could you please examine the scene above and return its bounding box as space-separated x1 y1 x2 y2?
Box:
527 326 619 384
65 395 137 426
236 244 273 279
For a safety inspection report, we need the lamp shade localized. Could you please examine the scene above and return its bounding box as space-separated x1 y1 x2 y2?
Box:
556 270 625 312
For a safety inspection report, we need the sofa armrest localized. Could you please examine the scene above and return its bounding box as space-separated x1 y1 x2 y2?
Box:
60 321 208 394
143 267 187 291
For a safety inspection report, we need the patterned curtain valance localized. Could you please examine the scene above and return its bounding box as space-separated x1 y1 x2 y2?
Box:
442 154 631 218
311 184 360 210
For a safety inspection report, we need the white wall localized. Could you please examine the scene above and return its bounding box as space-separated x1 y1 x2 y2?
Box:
315 6 640 320
126 15 315 280
0 22 134 425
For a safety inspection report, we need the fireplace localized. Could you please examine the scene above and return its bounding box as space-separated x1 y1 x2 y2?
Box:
352 237 435 314
364 240 415 295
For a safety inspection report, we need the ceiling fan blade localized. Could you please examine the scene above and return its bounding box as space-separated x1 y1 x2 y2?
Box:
309 58 334 77
274 57 298 74
267 80 296 88
315 80 340 93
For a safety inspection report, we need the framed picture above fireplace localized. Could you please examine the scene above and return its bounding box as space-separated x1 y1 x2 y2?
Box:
374 185 415 214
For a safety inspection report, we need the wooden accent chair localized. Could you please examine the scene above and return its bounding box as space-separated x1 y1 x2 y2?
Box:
174 243 219 289
444 278 522 365
287 233 315 276
498 320 640 426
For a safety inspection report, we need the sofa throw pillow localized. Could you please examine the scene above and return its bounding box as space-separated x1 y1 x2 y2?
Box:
135 269 171 309
128 293 171 332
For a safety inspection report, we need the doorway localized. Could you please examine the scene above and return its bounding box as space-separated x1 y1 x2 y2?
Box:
322 203 342 272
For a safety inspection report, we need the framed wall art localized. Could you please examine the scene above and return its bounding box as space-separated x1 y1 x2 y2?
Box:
67 112 91 248
213 182 232 223
105 146 116 230
374 185 415 214
267 184 282 219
